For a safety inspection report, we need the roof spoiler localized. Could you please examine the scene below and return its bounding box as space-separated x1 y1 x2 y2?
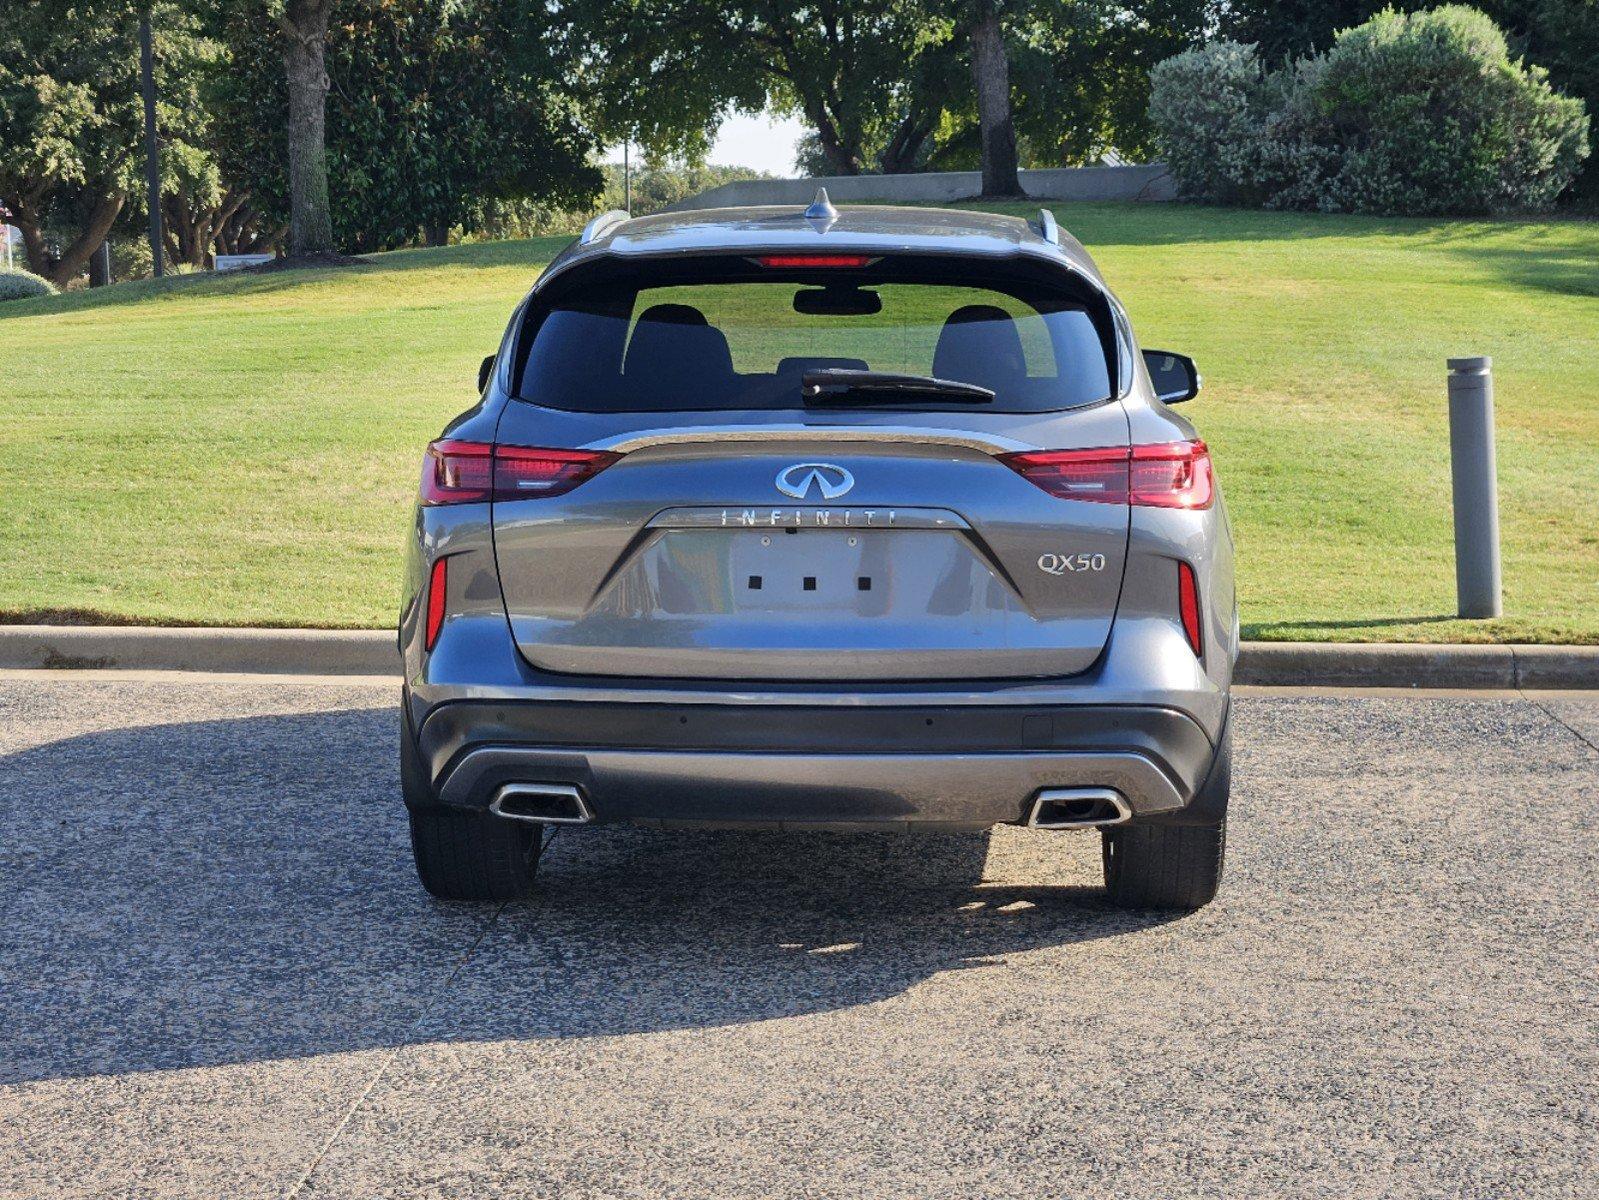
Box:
580 209 631 245
1035 208 1060 246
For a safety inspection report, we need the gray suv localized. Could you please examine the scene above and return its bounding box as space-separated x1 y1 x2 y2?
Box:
399 196 1236 909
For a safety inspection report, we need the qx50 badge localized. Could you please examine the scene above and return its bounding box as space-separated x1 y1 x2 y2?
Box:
775 462 855 501
1038 552 1108 575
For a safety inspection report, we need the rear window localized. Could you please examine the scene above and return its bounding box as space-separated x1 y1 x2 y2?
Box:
515 269 1114 414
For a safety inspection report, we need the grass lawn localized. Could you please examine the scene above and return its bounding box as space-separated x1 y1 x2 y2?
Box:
1 203 1595 642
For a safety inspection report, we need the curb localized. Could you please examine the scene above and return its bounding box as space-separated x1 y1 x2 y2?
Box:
1235 641 1596 690
0 626 398 676
0 625 1595 689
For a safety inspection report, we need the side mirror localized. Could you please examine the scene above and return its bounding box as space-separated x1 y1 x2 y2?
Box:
1142 349 1201 404
478 354 496 393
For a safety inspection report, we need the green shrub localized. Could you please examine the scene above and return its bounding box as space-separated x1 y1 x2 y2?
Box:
0 270 59 302
1315 7 1589 214
1149 6 1591 215
110 238 154 282
1147 41 1271 206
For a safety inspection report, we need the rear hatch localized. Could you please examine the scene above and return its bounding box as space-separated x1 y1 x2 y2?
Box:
490 256 1130 682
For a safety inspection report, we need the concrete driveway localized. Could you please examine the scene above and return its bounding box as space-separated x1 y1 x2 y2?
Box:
1 672 1595 1199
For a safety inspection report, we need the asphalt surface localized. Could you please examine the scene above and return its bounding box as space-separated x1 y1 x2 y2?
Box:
1 672 1596 1200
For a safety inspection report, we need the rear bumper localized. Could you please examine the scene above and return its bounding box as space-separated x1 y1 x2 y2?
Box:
414 700 1216 830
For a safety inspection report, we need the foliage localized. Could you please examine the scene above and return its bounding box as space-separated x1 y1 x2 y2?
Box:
1149 8 1590 215
109 236 154 281
565 0 965 175
142 20 272 268
214 0 602 253
1008 0 1208 167
1147 41 1273 205
572 0 1207 176
1223 0 1401 61
592 161 771 217
0 269 58 301
0 2 247 281
0 1 146 283
1314 7 1587 212
1506 0 1599 199
466 163 772 241
0 3 146 196
1222 0 1599 201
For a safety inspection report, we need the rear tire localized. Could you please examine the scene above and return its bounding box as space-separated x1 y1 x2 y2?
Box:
1101 820 1225 910
402 708 542 901
1101 719 1230 910
408 806 543 902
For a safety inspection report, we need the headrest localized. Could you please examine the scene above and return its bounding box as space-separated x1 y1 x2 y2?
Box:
632 303 709 327
623 303 734 383
931 305 1028 393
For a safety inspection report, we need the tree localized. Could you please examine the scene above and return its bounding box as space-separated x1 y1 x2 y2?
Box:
214 0 601 253
567 0 965 175
571 0 1204 184
273 0 334 255
1513 0 1599 198
159 144 259 267
968 0 1020 194
959 0 1207 195
0 0 282 281
0 2 138 284
1009 0 1208 166
1221 0 1388 62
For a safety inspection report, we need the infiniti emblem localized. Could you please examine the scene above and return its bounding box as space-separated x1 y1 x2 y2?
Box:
775 462 855 501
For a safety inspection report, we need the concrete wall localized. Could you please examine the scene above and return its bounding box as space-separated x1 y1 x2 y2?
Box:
667 164 1175 211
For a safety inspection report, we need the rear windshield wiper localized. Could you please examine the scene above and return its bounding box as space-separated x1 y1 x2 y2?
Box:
801 368 995 405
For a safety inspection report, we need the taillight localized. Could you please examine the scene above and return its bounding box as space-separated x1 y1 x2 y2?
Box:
1001 446 1130 503
421 439 493 504
1001 440 1213 509
425 556 448 651
494 444 619 499
420 440 619 505
1129 441 1213 509
1178 560 1203 657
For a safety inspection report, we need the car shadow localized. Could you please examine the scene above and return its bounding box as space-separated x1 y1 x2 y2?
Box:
0 708 1177 1085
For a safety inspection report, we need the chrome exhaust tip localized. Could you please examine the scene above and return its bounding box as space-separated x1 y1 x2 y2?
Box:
490 783 593 825
1026 787 1132 830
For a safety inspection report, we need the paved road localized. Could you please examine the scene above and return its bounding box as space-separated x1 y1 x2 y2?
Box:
1 672 1596 1200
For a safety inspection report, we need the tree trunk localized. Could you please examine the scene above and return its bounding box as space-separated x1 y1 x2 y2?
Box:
20 223 50 277
800 97 864 175
424 223 450 247
205 190 251 265
880 115 934 174
817 137 862 176
161 197 192 266
970 1 1021 198
221 208 284 256
50 192 127 287
280 1 335 256
10 199 51 278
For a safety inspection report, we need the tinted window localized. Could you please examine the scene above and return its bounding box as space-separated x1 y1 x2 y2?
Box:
516 278 1113 414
